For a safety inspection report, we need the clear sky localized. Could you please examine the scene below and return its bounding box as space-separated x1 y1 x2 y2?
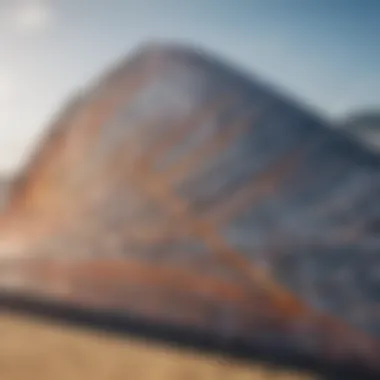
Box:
0 0 379 174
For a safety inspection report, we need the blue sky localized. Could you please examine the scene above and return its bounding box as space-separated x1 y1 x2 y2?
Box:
0 0 379 173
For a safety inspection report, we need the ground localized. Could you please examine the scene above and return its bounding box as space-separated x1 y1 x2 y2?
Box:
0 312 316 380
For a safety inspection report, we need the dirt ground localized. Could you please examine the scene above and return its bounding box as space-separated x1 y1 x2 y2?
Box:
0 312 317 380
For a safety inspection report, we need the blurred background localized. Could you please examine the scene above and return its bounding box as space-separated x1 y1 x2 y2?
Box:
0 1 379 379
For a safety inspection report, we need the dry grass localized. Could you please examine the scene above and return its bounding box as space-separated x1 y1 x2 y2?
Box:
0 312 318 380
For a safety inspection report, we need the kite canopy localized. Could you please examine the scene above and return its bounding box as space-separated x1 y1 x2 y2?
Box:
0 42 379 378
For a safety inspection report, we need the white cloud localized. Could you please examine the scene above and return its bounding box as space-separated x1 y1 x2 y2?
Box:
2 0 54 34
